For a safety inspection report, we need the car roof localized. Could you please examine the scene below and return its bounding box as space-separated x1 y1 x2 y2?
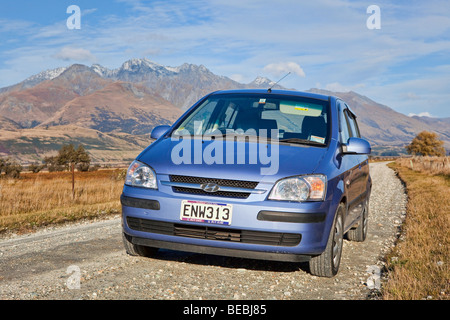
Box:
209 89 332 102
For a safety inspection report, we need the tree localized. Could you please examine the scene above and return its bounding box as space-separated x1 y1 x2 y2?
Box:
44 156 65 172
0 157 23 178
28 163 45 173
406 131 446 157
55 144 91 199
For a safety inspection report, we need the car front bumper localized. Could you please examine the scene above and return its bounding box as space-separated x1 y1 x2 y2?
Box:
121 183 337 261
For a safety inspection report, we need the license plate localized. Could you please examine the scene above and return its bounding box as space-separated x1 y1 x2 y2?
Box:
180 200 233 225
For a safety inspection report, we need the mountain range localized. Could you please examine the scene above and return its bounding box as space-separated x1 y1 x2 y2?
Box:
0 58 448 163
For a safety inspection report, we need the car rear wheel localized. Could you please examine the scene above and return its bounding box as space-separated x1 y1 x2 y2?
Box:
122 232 158 257
309 203 344 277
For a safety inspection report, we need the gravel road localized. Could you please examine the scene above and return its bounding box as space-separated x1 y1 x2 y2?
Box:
0 162 406 300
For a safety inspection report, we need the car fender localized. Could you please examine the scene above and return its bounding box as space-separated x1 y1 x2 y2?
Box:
315 175 346 250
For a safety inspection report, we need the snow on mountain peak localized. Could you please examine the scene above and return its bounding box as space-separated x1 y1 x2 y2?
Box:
25 67 68 83
115 58 184 78
253 76 275 86
246 76 277 89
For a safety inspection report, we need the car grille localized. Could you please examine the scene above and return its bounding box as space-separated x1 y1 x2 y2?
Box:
169 175 259 199
126 217 301 247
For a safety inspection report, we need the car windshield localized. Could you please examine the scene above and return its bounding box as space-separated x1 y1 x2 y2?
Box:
172 93 330 145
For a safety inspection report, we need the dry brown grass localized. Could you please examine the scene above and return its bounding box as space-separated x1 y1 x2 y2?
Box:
395 156 450 175
0 169 126 234
384 161 449 300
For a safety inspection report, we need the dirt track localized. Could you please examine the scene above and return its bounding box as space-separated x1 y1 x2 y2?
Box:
0 162 406 300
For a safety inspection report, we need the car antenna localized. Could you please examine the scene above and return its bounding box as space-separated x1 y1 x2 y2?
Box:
267 72 291 93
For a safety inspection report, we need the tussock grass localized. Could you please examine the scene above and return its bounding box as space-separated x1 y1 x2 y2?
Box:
384 161 449 300
395 156 450 175
0 169 126 234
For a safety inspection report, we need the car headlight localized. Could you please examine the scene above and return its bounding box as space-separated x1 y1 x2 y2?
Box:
268 175 326 202
125 160 157 189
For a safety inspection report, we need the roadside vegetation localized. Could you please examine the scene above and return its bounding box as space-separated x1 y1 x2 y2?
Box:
0 157 23 178
384 156 449 300
0 168 126 234
405 131 446 157
0 143 126 234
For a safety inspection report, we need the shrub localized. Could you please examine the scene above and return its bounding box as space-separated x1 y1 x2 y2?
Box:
0 157 23 178
28 163 45 173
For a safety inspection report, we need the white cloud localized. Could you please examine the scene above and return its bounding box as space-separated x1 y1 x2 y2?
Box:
408 112 435 118
263 62 306 78
82 8 98 16
0 18 35 33
53 47 97 63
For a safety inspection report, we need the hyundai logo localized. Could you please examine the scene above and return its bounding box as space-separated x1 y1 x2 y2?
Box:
201 183 220 193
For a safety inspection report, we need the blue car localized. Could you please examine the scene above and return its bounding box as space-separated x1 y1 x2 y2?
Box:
121 89 371 277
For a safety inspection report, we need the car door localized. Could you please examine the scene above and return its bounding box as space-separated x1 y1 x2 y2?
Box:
338 101 361 229
343 104 368 225
345 105 370 205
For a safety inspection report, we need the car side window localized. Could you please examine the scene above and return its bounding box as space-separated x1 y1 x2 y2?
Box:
344 107 361 138
338 101 350 143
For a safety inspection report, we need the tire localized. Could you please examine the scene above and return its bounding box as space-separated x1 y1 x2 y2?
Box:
347 199 369 242
309 203 345 277
122 232 158 257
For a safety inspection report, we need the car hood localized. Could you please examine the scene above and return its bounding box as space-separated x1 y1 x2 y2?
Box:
137 138 328 183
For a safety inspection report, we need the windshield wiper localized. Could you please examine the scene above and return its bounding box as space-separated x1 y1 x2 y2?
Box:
171 134 324 146
278 138 324 146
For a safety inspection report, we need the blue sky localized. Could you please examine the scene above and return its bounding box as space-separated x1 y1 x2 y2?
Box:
1 0 449 117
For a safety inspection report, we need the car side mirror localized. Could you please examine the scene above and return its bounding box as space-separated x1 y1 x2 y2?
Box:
342 137 371 155
151 125 171 140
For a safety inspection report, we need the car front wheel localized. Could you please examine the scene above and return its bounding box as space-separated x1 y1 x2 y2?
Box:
347 199 369 242
122 232 158 257
309 203 344 277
